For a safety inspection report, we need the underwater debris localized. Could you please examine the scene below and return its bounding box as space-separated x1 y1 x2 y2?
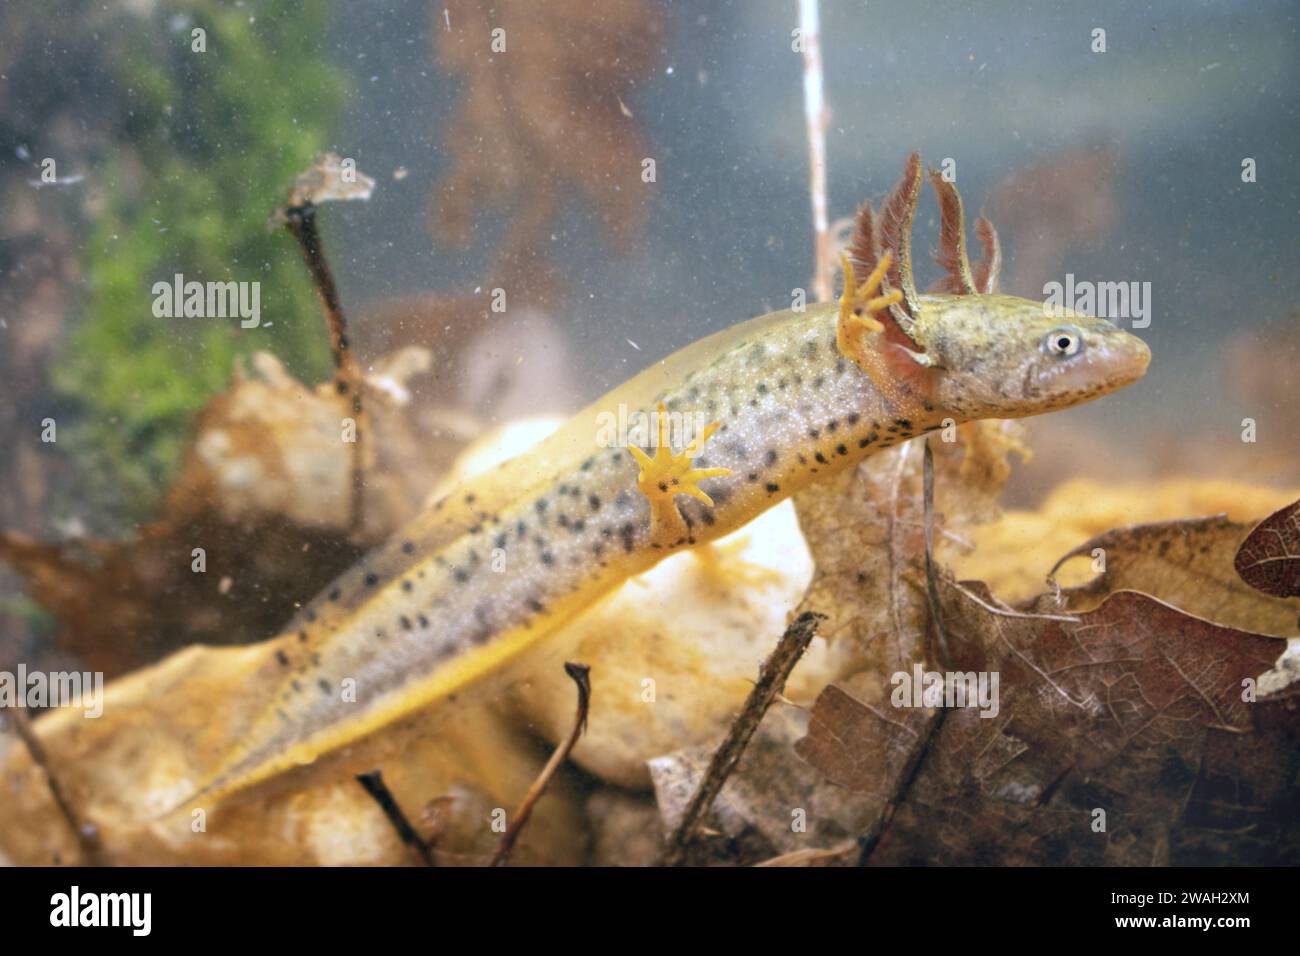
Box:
355 770 436 866
0 350 446 676
432 0 661 292
491 661 591 867
272 152 376 220
274 155 376 533
657 611 822 866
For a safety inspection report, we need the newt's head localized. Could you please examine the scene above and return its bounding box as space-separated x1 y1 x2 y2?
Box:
913 294 1150 420
838 152 1150 422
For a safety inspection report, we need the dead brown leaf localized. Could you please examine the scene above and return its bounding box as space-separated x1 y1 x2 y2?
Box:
1235 498 1300 599
791 421 1025 679
1023 516 1300 637
799 582 1298 865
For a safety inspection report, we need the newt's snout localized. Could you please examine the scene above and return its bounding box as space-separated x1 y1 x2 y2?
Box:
1046 321 1150 398
1110 328 1151 385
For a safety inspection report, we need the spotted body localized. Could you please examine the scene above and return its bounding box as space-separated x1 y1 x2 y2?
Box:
172 155 1150 813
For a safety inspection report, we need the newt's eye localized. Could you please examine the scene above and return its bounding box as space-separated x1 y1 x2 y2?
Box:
1043 326 1084 358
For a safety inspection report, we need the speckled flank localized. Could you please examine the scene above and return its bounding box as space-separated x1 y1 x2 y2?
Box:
216 305 927 782
188 287 1148 806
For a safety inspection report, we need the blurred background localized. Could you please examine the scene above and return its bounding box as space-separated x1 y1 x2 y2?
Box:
0 0 1297 669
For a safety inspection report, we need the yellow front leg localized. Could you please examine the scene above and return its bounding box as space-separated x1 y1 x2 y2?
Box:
836 249 904 394
629 402 731 547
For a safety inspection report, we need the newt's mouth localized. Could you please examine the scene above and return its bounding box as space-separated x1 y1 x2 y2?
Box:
1053 330 1151 396
1101 331 1151 389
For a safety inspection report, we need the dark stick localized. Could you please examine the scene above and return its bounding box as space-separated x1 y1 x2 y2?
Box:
854 706 947 865
658 611 823 867
6 702 102 864
491 662 591 867
857 438 952 865
283 203 366 534
355 769 435 867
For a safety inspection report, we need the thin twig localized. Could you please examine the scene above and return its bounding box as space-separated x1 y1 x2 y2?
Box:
491 662 591 867
799 0 832 303
658 611 823 866
922 438 951 669
356 769 435 866
6 702 102 864
283 203 366 534
858 440 950 866
854 705 947 865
